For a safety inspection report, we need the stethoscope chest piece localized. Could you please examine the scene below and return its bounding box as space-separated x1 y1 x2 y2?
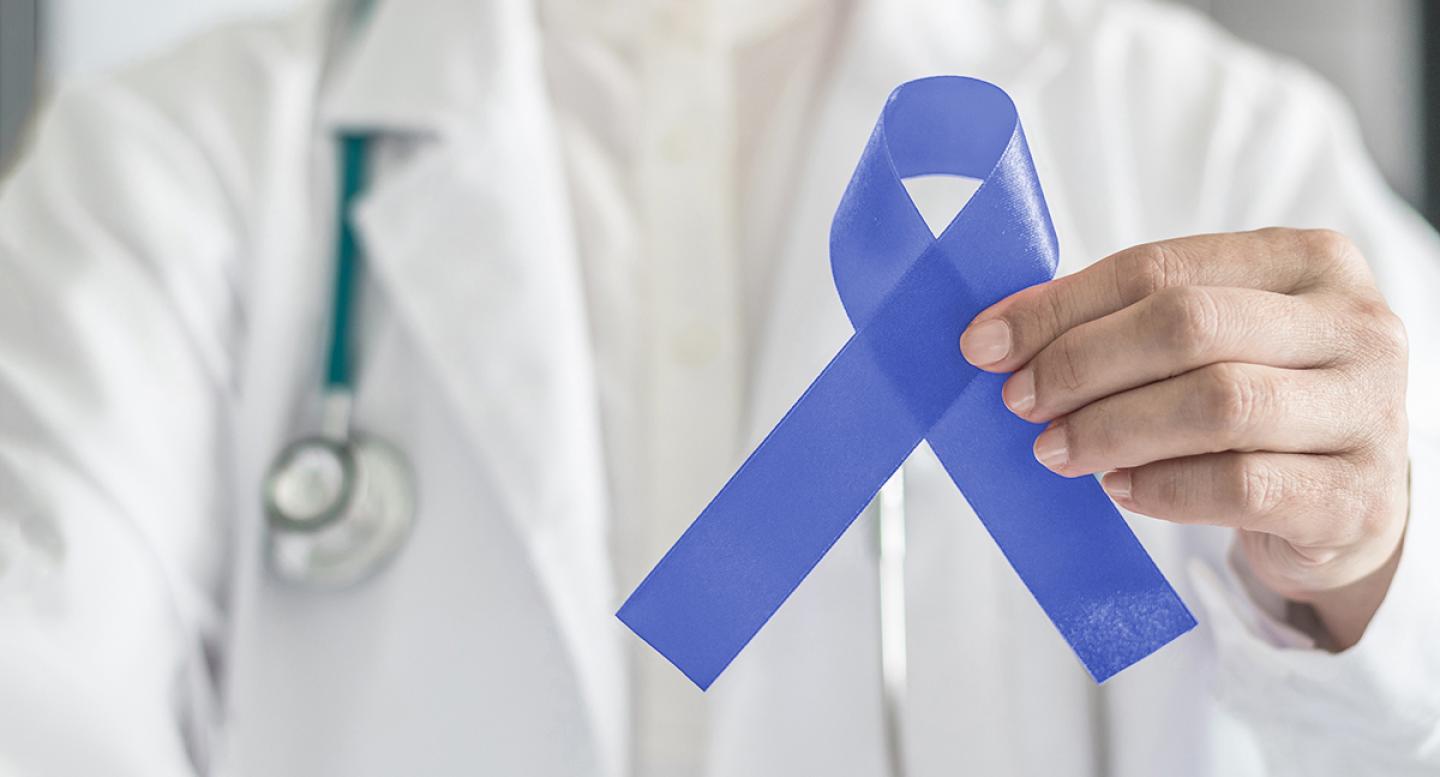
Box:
264 434 415 588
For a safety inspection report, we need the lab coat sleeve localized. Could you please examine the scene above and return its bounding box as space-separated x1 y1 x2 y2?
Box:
1180 52 1440 774
0 75 241 776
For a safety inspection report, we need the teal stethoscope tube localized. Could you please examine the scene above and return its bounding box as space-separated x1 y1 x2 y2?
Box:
327 133 370 391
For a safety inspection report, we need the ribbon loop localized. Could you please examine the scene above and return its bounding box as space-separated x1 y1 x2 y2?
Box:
619 76 1195 691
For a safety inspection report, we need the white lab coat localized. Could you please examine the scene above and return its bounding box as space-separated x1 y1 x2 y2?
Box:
1 0 1438 776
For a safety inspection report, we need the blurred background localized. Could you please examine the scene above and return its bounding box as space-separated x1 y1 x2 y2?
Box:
0 0 1433 219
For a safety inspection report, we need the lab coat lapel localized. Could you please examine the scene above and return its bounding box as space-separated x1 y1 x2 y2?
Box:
321 1 625 774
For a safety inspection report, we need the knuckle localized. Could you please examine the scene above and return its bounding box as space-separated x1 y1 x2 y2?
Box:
1151 286 1221 361
1358 301 1409 361
1062 413 1113 467
1252 226 1292 241
1301 228 1367 283
1115 243 1180 304
1197 364 1263 438
1228 457 1287 517
1008 289 1065 357
1042 335 1088 394
1150 466 1184 509
1336 294 1409 380
1302 228 1358 266
1348 504 1385 548
1312 464 1364 545
1347 455 1404 542
1038 285 1072 343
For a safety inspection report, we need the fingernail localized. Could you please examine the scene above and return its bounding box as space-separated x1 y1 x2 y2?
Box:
960 319 1011 366
1004 369 1036 415
1102 470 1131 500
1034 425 1068 471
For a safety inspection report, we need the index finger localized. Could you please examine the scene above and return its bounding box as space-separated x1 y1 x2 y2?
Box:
958 228 1359 373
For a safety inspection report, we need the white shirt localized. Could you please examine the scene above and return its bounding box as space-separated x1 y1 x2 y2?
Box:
540 1 845 772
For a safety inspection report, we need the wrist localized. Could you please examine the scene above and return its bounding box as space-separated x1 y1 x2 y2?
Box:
1302 525 1405 650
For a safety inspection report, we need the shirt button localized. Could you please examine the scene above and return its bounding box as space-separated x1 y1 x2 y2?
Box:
671 322 720 367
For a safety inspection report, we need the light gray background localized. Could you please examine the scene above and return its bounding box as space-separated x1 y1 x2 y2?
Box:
0 0 1429 207
1175 0 1423 205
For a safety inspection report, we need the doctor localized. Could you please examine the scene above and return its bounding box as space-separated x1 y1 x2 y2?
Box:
0 0 1437 775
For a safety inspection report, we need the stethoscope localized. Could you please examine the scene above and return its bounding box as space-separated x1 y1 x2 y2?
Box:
261 133 416 588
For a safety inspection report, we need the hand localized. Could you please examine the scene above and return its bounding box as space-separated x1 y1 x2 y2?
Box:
959 228 1409 650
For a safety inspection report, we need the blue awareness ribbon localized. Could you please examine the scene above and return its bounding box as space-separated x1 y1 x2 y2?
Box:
617 76 1196 689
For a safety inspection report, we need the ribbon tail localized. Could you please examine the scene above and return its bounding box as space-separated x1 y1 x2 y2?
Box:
927 372 1198 682
617 335 926 689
